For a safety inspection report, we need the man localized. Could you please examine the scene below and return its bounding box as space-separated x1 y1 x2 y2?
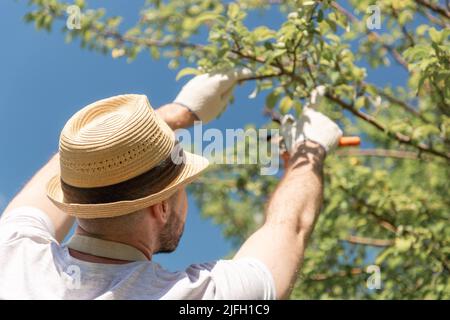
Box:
0 70 342 299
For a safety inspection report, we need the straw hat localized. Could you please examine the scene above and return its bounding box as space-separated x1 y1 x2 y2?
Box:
46 94 209 219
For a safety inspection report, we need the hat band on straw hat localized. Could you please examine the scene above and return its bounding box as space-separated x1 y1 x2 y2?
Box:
61 144 186 204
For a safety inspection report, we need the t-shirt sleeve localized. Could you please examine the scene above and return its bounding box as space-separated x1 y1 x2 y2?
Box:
185 258 277 300
0 206 56 244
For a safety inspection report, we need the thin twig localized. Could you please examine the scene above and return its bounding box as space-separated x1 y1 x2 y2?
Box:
390 5 416 46
239 73 282 82
337 185 398 233
343 235 394 247
416 0 450 19
306 267 365 281
325 92 450 162
371 86 431 124
335 148 424 160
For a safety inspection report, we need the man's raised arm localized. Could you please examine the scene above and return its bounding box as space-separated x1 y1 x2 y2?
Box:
234 107 343 299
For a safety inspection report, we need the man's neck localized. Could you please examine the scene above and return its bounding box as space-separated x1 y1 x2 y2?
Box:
67 227 154 264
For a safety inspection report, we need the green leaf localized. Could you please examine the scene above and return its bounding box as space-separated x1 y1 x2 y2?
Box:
395 237 413 252
150 46 160 59
355 96 367 109
416 24 429 36
429 28 442 43
326 33 340 44
279 96 293 114
253 26 276 42
412 124 441 139
365 84 378 97
228 3 240 20
398 10 413 26
266 48 287 64
403 45 429 62
326 15 337 32
293 100 302 116
317 9 324 23
266 89 282 109
192 11 220 29
176 67 200 81
75 0 86 9
125 27 140 37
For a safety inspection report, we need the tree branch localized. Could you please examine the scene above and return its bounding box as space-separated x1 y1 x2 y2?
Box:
238 73 282 82
97 28 203 50
233 42 449 161
419 8 450 27
390 4 416 46
330 1 409 70
325 92 450 162
306 267 365 281
342 235 394 247
416 0 450 19
337 185 398 233
335 148 425 160
41 5 204 51
370 85 432 124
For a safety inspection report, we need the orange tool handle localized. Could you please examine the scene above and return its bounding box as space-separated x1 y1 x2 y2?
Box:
338 136 360 147
281 136 361 171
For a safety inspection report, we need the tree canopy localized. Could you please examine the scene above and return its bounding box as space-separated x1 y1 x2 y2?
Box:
22 0 449 299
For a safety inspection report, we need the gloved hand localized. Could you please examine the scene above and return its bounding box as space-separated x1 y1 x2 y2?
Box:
280 107 343 154
174 68 252 124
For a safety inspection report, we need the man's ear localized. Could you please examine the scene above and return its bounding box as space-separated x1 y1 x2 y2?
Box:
148 200 170 225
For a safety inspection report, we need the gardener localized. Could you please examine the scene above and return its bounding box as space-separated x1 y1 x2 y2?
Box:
0 70 342 299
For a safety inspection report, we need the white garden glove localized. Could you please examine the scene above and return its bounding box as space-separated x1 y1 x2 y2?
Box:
174 68 252 123
280 85 342 154
281 108 342 153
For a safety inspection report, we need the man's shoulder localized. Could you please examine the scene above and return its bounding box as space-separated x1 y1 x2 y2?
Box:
0 206 57 244
148 258 276 300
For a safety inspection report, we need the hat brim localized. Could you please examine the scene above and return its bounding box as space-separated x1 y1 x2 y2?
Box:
46 151 209 219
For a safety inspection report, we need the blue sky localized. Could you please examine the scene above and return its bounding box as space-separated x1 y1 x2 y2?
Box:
0 1 408 271
0 0 291 271
0 0 252 271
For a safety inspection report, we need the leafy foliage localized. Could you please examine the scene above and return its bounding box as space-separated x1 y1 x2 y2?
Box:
21 0 449 299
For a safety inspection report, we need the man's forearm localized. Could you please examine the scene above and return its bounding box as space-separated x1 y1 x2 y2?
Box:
266 140 325 244
156 103 198 130
234 141 326 299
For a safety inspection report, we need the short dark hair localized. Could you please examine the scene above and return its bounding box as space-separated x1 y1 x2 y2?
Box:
61 156 184 204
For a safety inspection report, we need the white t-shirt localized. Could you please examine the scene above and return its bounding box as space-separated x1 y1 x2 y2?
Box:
0 206 276 300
